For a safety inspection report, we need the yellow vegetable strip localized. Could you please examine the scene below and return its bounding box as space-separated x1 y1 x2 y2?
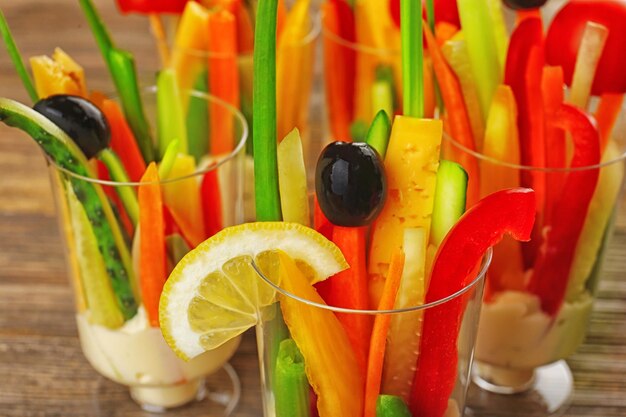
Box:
277 129 310 226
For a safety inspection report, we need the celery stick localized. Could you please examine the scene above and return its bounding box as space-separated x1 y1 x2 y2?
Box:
400 0 424 118
186 70 210 161
108 48 155 163
99 149 139 227
376 395 411 417
0 10 38 103
253 0 282 221
157 68 188 158
569 22 609 110
430 160 468 246
275 338 311 417
158 139 181 179
366 110 391 158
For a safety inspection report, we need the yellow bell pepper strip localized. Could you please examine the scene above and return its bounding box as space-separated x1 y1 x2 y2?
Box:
365 250 405 417
138 163 166 327
595 93 624 154
0 9 38 103
568 22 609 110
275 338 311 417
253 0 282 221
423 24 479 206
527 104 601 316
208 9 239 154
410 188 536 417
278 252 364 417
480 85 525 294
161 154 206 247
156 68 188 157
322 1 353 141
368 116 441 277
171 1 210 104
456 0 502 117
30 48 88 99
400 0 423 118
277 129 310 226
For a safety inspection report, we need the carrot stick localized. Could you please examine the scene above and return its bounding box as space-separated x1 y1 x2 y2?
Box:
423 23 479 206
138 162 166 327
277 0 287 41
313 195 333 240
435 22 459 46
364 250 405 417
208 9 240 154
234 0 254 53
595 93 624 153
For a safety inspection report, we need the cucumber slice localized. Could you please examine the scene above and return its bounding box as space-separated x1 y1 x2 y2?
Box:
365 110 392 158
431 160 468 246
0 98 138 320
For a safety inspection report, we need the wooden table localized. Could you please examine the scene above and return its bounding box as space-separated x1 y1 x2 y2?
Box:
1 1 625 416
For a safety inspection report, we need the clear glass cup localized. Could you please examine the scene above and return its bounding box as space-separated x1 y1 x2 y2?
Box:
442 108 626 415
47 88 248 413
253 250 491 417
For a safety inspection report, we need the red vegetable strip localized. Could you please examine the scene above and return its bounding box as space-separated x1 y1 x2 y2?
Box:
313 195 333 240
364 250 405 417
101 99 146 182
201 169 223 238
410 188 536 417
163 204 193 248
138 163 166 327
316 226 372 371
423 23 479 206
595 93 624 153
277 0 287 41
528 104 600 316
234 0 254 53
116 0 188 14
541 66 566 226
208 9 240 154
435 21 459 45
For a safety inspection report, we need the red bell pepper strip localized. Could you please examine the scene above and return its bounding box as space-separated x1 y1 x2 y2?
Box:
200 169 224 239
138 163 167 327
545 0 626 96
527 104 601 316
409 188 536 417
115 0 189 14
313 194 333 240
315 226 372 371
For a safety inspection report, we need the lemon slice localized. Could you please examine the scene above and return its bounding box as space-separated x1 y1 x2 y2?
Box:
159 222 348 361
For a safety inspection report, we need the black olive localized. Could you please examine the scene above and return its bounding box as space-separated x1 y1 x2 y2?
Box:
34 95 110 159
315 141 387 227
502 0 548 10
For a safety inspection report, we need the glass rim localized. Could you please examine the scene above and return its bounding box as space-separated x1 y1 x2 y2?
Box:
251 248 492 315
46 87 249 186
443 131 626 172
170 10 322 60
322 24 400 56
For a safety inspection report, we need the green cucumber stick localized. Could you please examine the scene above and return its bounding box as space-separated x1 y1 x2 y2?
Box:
400 0 424 118
99 149 139 226
157 68 188 158
109 48 155 163
186 70 210 161
0 10 38 103
253 0 282 221
366 110 392 158
275 338 311 417
376 395 412 417
158 139 181 179
430 160 468 246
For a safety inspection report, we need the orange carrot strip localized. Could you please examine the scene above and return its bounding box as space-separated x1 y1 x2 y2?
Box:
423 23 479 206
208 9 240 154
364 250 405 417
234 0 254 53
435 21 459 46
595 93 624 153
277 0 287 41
138 163 166 327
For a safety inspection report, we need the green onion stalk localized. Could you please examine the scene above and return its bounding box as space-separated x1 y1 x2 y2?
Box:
400 0 424 118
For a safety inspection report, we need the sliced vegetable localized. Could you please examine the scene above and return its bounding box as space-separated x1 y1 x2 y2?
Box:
116 0 188 14
157 68 188 157
568 22 609 109
30 48 87 99
275 338 311 417
99 149 139 226
410 188 536 417
365 110 392 158
200 168 223 239
186 72 210 161
277 129 310 226
595 93 624 153
400 0 423 118
376 395 412 417
430 160 467 247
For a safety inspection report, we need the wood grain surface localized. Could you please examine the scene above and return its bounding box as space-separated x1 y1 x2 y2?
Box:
1 1 625 416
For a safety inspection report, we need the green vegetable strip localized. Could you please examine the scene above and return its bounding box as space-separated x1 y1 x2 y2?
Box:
430 160 468 246
0 10 38 103
0 98 138 319
78 0 114 68
376 395 412 417
426 0 436 33
186 71 210 161
157 69 188 158
109 48 155 163
400 0 424 118
366 110 392 158
158 139 180 179
253 0 282 221
99 149 139 227
350 120 369 142
274 338 311 417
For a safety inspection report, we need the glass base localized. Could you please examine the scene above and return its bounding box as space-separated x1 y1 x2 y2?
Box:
466 360 573 417
91 363 241 415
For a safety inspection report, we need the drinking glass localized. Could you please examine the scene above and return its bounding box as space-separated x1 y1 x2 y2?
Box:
443 111 626 415
47 88 248 413
252 250 491 417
